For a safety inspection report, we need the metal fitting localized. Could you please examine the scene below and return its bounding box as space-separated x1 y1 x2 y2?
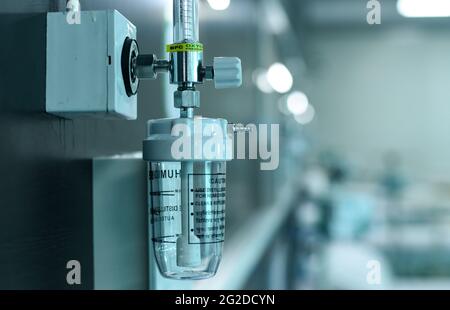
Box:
174 90 200 109
136 54 157 80
136 54 170 80
200 66 214 81
170 51 203 85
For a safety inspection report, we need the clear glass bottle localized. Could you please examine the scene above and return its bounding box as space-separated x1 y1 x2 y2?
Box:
149 160 226 280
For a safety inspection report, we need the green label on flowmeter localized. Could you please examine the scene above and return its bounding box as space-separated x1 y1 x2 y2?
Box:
166 43 204 53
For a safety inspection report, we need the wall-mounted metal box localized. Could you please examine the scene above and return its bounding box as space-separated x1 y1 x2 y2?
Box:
46 10 137 120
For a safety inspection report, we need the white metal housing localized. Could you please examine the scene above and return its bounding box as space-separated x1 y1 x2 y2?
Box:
46 10 137 120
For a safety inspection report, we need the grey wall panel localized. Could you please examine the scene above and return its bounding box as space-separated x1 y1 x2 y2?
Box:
93 157 147 290
0 12 93 289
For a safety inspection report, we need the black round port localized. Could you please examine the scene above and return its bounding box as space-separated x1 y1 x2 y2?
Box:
121 37 140 97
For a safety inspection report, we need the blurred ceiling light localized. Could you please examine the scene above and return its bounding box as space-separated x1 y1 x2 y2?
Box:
397 0 450 17
287 91 309 115
277 96 290 115
253 69 274 94
207 0 231 11
294 104 315 125
267 63 293 94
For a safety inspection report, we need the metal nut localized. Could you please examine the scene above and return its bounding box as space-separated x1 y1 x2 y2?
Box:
136 54 157 80
174 90 200 109
202 66 214 81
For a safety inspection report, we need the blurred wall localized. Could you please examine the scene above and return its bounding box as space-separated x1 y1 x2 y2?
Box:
304 26 450 183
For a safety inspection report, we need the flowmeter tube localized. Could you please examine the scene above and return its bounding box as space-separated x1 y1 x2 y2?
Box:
173 0 199 43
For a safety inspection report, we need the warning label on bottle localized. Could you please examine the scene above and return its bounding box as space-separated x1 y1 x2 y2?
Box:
189 173 226 244
149 164 226 245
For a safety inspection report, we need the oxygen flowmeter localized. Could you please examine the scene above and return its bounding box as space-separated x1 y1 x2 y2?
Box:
121 0 242 279
45 0 241 280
